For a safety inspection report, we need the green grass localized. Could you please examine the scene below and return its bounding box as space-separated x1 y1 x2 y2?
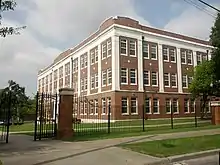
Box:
120 134 220 158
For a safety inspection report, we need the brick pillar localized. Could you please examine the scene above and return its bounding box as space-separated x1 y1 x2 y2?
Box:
57 88 74 140
211 101 220 125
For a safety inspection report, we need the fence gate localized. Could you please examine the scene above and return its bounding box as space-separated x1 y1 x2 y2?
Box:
0 91 11 144
34 92 58 141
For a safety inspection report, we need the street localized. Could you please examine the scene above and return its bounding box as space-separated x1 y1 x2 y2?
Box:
174 154 219 165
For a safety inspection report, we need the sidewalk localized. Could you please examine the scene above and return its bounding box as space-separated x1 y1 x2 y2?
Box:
1 128 220 165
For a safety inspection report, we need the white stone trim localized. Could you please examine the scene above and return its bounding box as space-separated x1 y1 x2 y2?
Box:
87 50 91 95
176 48 183 93
114 34 120 91
138 36 144 92
98 44 102 93
158 44 164 92
77 58 81 97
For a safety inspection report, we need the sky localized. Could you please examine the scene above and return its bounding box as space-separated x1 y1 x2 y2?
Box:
0 0 219 97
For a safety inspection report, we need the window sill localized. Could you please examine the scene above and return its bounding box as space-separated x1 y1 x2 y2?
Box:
184 112 190 114
122 113 129 116
164 85 170 88
144 84 150 87
131 113 138 115
164 60 169 62
130 55 136 58
171 86 178 88
101 113 106 116
151 58 158 60
152 85 158 87
153 112 160 115
130 83 137 86
121 83 128 85
121 54 128 56
143 57 149 60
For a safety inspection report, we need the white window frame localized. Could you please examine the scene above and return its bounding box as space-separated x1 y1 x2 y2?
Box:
187 51 193 65
131 97 138 114
120 39 127 56
197 54 202 65
95 48 98 63
95 73 98 88
129 40 136 57
107 68 112 85
190 100 196 113
102 43 107 59
102 70 107 87
130 69 137 85
94 99 98 115
121 97 129 115
165 99 171 114
145 97 151 114
151 44 157 60
91 75 95 89
102 98 106 115
153 98 160 114
107 97 111 114
80 78 84 91
188 76 193 86
90 100 94 115
144 71 150 86
84 54 88 67
151 71 158 86
107 40 112 57
171 74 177 88
163 47 169 62
182 75 188 88
90 50 95 65
184 99 190 113
181 51 187 64
80 55 84 68
170 48 176 63
164 73 170 87
143 41 149 59
121 68 128 84
172 99 179 114
84 78 87 90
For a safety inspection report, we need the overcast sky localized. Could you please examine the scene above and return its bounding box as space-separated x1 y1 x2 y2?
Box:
0 0 219 96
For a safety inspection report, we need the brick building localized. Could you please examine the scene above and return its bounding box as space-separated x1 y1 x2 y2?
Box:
37 16 212 121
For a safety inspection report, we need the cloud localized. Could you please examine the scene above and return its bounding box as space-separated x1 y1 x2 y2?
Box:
164 3 219 40
0 0 147 95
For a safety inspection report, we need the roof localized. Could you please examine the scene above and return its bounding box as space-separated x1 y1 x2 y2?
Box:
38 16 211 75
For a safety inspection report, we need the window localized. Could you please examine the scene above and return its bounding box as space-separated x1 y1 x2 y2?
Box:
94 99 98 114
188 76 193 86
107 40 112 57
145 98 151 114
65 62 70 87
143 41 149 58
102 98 106 114
153 98 159 114
80 55 84 68
171 74 177 87
95 73 98 88
163 47 169 61
187 51 193 65
90 50 95 64
202 55 207 61
131 98 137 114
144 71 150 86
197 54 202 65
152 72 158 86
102 70 107 86
102 43 107 59
107 97 111 113
182 75 187 88
166 99 171 113
151 44 157 59
73 58 78 72
91 75 95 89
170 48 176 62
121 68 128 84
95 48 98 63
130 69 136 84
84 78 87 90
121 97 128 114
164 73 170 87
80 79 84 91
84 54 88 67
184 99 190 113
59 66 63 88
90 100 94 115
129 40 136 56
173 99 178 113
120 38 127 55
181 51 186 64
107 68 112 85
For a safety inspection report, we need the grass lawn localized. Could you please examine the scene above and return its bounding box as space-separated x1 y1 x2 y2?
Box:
120 134 220 158
9 117 205 132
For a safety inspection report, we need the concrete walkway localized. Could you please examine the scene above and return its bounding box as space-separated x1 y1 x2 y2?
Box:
1 129 220 165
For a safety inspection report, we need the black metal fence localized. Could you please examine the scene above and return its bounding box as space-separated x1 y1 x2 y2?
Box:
0 91 11 143
72 96 211 138
34 92 58 141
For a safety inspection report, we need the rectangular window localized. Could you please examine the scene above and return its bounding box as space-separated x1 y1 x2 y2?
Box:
130 69 136 85
107 97 111 113
131 97 137 114
152 72 158 86
84 78 87 90
171 74 177 87
107 68 112 85
197 54 202 65
95 73 98 88
170 48 176 62
81 79 84 91
190 100 195 113
145 98 151 114
84 54 88 67
144 71 150 86
202 55 207 61
90 50 95 65
121 97 128 114
181 51 186 64
80 55 84 68
107 40 112 57
164 73 170 87
143 41 149 58
166 99 171 113
151 44 157 59
187 51 193 65
121 68 128 84
163 47 169 61
102 70 107 86
153 98 159 114
188 76 193 86
91 75 95 89
95 48 98 63
102 98 106 114
182 75 187 88
184 99 190 113
173 99 178 113
90 100 94 115
102 43 107 59
120 38 127 55
129 40 136 57
94 99 98 114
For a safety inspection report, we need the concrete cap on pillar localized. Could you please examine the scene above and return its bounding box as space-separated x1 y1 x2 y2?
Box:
59 88 74 96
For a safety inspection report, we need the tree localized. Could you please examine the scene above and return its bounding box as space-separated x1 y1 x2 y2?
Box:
188 60 214 118
0 0 26 37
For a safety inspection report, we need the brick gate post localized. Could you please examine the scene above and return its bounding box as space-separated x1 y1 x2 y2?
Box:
57 88 74 140
211 100 220 125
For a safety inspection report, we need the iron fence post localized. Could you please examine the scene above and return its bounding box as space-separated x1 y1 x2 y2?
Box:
34 92 39 141
108 104 111 134
54 93 58 137
171 104 174 129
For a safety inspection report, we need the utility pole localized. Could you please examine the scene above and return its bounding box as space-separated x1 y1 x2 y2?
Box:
198 0 220 13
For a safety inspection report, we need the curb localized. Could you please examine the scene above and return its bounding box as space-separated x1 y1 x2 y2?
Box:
146 149 220 165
